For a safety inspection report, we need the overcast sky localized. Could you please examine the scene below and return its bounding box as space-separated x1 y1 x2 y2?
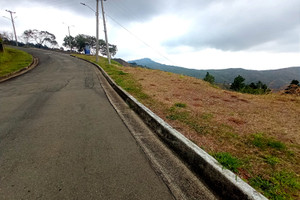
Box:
1 0 299 70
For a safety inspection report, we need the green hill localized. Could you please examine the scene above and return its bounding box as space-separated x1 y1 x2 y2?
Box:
128 58 300 90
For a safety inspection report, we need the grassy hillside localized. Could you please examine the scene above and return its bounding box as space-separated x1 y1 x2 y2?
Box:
0 47 33 77
128 58 300 90
77 54 300 200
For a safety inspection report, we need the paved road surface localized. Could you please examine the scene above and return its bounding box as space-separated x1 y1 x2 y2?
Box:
0 49 175 199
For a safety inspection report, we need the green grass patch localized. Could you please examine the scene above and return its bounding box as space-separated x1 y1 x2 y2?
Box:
264 155 280 166
250 170 300 200
251 133 286 151
213 152 242 173
0 47 32 77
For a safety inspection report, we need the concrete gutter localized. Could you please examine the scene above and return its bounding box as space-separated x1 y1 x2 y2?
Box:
74 56 268 200
0 56 39 83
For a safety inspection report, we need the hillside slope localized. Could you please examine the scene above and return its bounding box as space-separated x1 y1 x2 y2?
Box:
128 58 300 89
120 64 300 200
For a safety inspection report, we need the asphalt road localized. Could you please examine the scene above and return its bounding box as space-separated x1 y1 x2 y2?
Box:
0 48 175 199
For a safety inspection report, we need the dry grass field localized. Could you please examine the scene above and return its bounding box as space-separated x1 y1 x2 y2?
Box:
76 55 300 199
121 67 300 200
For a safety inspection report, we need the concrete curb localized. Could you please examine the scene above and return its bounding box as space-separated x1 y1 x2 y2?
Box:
74 56 268 200
0 56 39 83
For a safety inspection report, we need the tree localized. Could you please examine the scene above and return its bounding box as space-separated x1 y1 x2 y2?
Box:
73 34 117 56
22 29 58 48
22 30 34 45
0 31 14 42
230 75 245 91
63 35 76 51
290 80 299 85
99 39 117 57
203 72 215 84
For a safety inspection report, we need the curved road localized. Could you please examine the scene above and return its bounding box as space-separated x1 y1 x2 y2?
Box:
0 49 174 199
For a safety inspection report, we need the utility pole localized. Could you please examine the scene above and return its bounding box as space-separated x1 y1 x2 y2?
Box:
100 0 111 64
80 1 110 64
5 10 18 46
96 0 99 62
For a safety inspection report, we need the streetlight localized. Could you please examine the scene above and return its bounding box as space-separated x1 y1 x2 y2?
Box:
80 0 111 64
63 23 74 51
80 1 99 62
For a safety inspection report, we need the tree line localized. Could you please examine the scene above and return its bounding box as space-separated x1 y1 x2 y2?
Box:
203 72 271 94
0 29 117 56
63 34 117 56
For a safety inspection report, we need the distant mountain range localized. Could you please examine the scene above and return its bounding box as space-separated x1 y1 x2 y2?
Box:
127 58 300 90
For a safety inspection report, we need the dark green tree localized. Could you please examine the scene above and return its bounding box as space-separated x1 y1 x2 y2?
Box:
249 82 257 89
74 34 88 52
63 35 76 51
98 39 117 57
73 34 117 56
230 75 245 91
203 72 215 84
291 80 299 85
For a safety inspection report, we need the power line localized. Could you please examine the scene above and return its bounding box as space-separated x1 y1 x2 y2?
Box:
106 13 176 65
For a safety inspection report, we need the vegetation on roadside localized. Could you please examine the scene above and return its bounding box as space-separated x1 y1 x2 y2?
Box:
74 54 300 200
0 46 32 77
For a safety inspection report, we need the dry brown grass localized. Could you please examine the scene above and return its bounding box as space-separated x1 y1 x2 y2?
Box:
121 67 300 184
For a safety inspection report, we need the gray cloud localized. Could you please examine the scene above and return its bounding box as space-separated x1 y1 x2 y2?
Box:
1 0 299 52
163 0 300 52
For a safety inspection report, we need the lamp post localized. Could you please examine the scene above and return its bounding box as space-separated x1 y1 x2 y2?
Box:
80 1 99 62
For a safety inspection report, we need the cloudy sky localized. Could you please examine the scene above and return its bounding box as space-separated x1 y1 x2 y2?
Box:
1 0 299 70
